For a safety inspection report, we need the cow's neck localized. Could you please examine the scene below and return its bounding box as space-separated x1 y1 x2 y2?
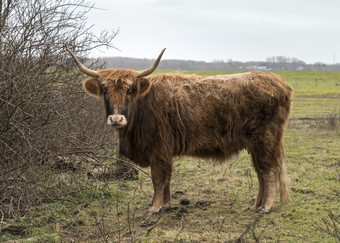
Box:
118 84 170 165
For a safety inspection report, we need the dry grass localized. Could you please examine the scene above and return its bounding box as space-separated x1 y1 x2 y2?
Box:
1 71 339 242
2 123 338 242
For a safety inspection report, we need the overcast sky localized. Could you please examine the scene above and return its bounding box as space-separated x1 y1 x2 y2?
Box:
86 0 340 64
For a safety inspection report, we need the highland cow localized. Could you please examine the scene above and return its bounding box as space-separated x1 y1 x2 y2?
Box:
66 47 293 214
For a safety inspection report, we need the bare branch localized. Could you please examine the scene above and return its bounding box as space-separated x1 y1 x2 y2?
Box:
0 0 119 219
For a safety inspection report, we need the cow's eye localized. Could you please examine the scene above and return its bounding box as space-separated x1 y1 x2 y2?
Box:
126 88 132 95
103 87 108 94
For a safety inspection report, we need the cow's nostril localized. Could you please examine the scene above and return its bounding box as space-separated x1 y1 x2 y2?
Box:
107 115 126 127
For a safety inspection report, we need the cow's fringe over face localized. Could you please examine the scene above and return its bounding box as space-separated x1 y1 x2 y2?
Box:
82 69 153 128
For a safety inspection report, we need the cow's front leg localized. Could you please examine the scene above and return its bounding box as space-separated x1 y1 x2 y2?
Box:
149 161 172 214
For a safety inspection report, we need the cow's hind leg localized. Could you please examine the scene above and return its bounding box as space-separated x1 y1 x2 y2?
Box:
149 161 172 214
260 167 280 212
251 163 265 211
252 152 280 212
250 136 284 213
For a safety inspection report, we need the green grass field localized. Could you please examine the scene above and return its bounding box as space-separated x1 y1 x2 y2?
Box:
1 71 339 242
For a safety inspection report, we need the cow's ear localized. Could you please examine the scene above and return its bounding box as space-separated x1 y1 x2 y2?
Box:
137 78 152 97
83 77 102 97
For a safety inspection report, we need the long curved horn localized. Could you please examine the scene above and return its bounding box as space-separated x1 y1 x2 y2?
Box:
65 45 100 78
137 48 166 78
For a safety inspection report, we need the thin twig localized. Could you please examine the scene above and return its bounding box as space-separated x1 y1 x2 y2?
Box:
236 214 264 242
145 214 163 237
98 156 152 179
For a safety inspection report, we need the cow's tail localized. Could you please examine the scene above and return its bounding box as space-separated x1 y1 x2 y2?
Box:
279 158 290 205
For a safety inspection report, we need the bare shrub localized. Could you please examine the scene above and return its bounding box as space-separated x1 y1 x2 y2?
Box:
0 0 118 219
328 113 340 129
316 211 340 242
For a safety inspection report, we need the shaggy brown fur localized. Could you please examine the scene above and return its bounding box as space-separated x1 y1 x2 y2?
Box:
82 69 293 214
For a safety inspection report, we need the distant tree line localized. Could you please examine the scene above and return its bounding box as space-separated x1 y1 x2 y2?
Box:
98 56 340 71
265 56 305 64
